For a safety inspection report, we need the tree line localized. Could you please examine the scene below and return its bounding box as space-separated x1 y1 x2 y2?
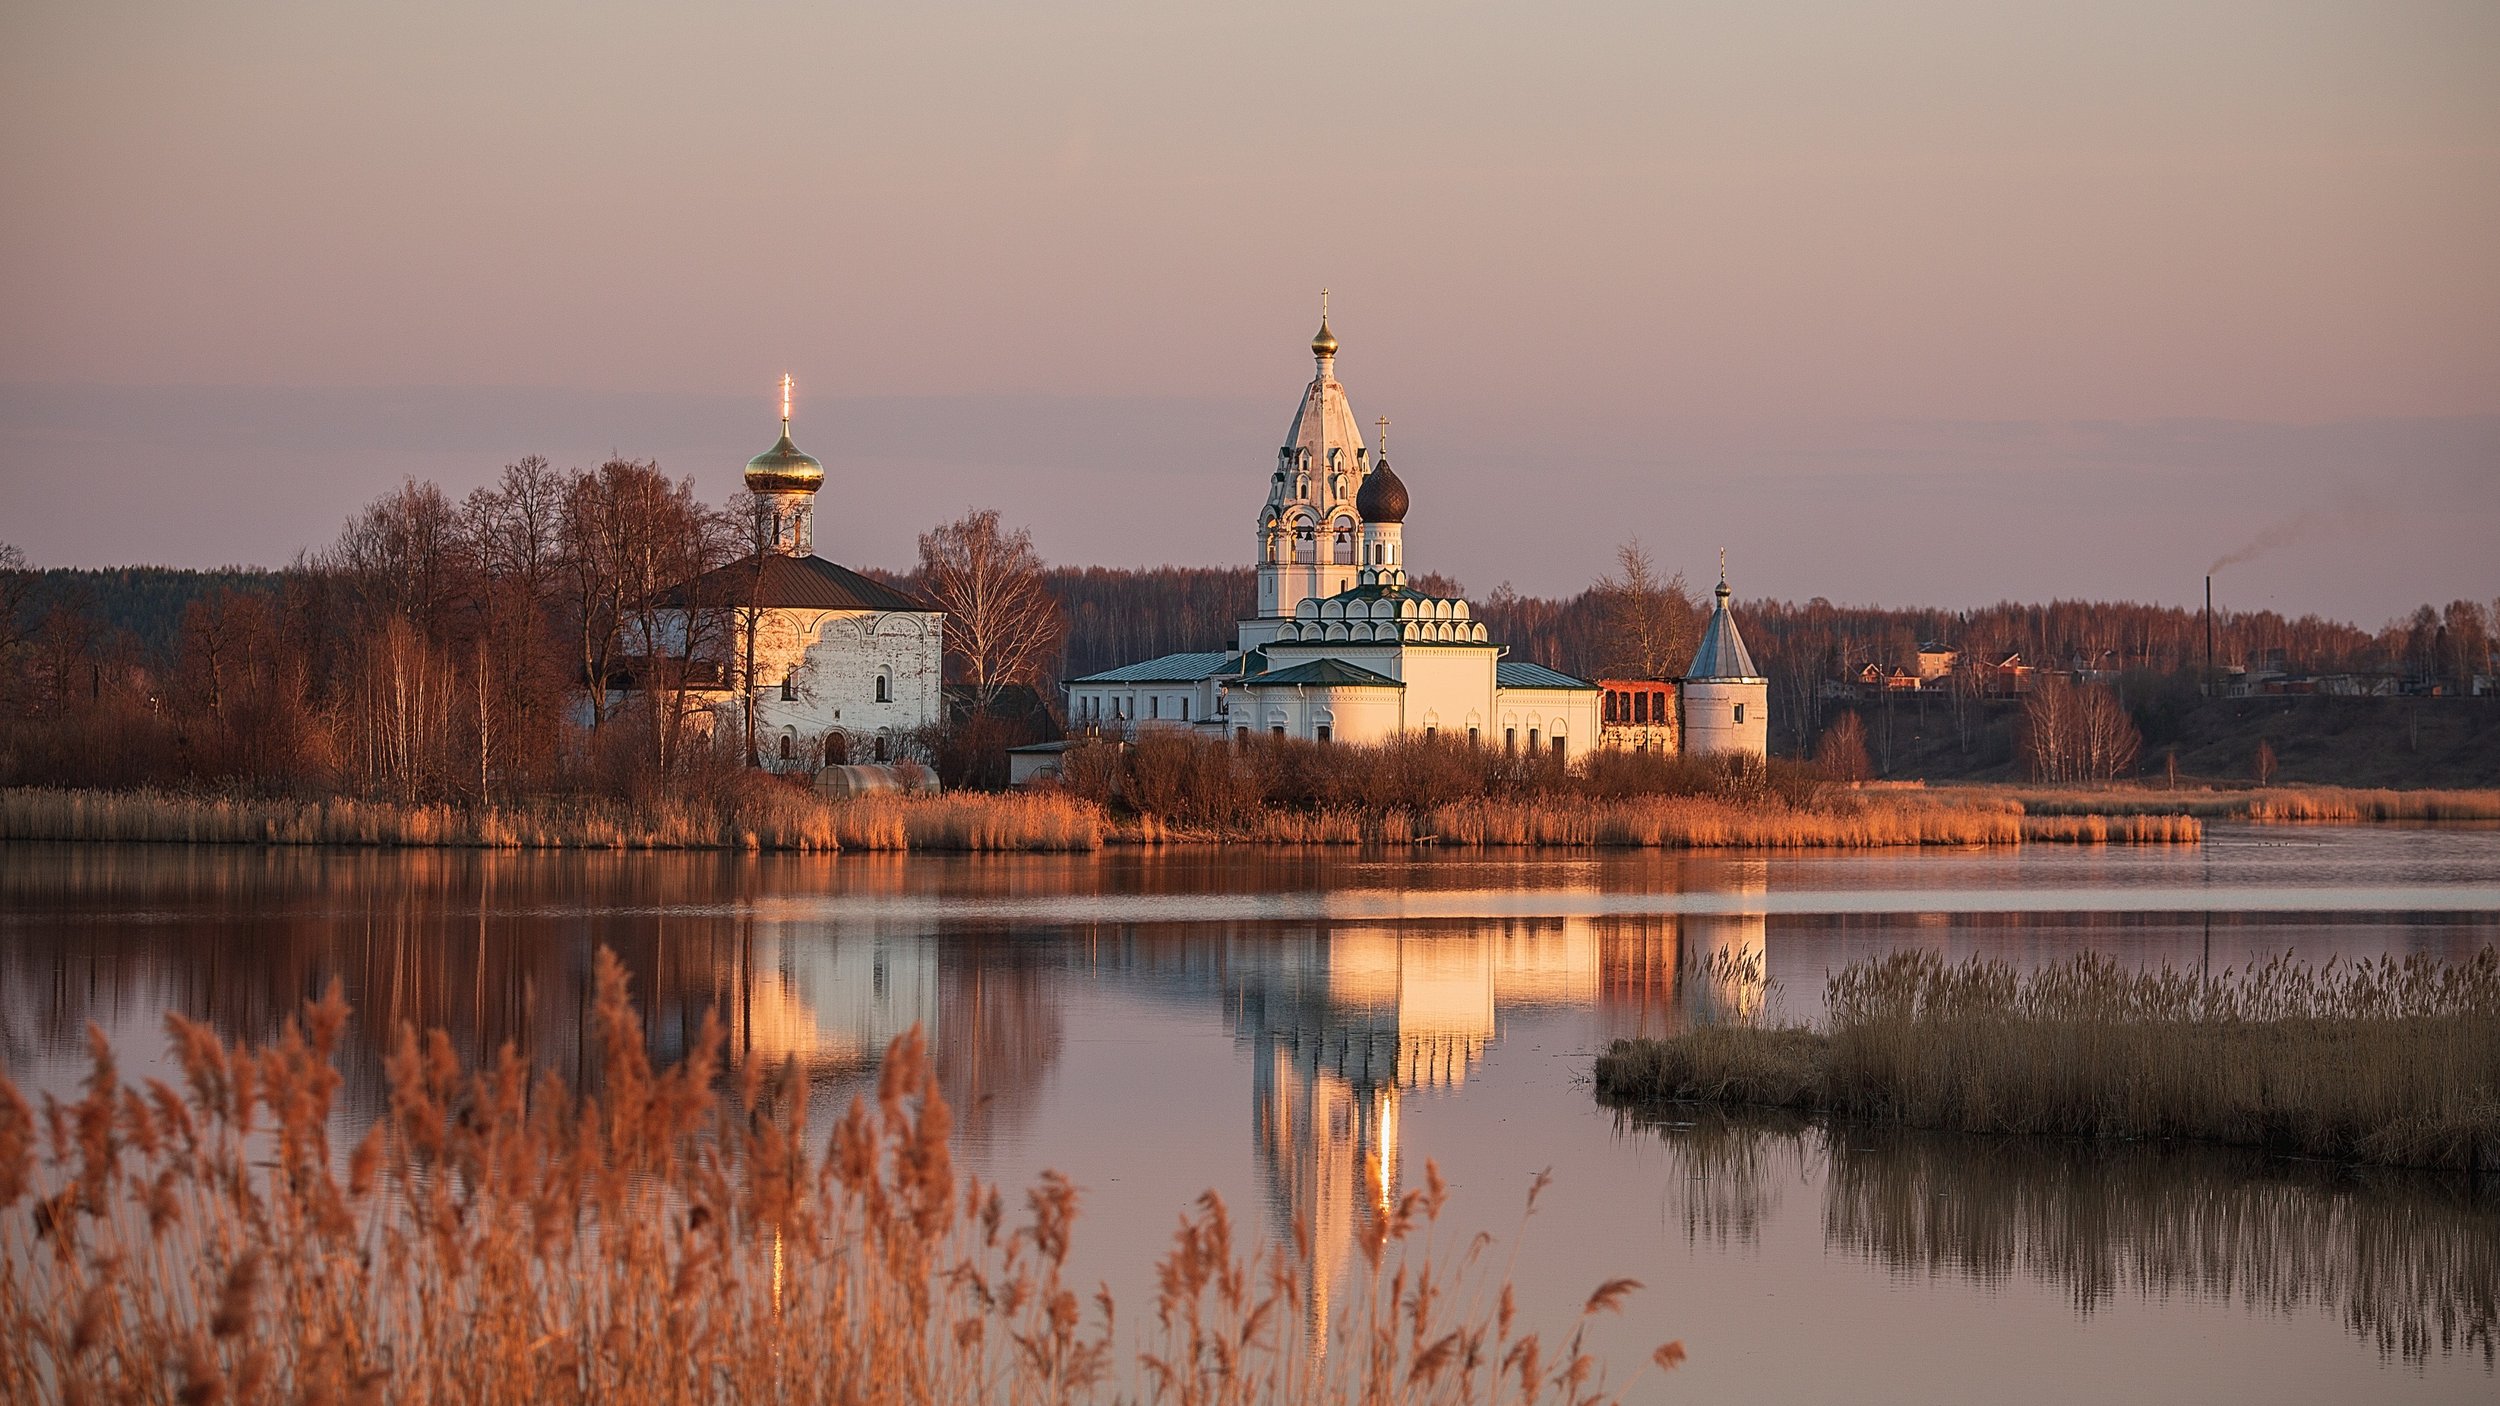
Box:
5 473 2488 796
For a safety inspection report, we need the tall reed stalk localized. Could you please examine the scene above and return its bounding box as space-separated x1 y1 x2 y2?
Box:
0 951 1680 1404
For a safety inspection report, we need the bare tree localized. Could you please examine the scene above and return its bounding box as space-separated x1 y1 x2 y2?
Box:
917 509 1063 709
724 490 786 768
2023 677 2141 782
462 457 570 796
0 544 33 687
328 480 472 635
1594 540 1697 680
1814 711 1870 781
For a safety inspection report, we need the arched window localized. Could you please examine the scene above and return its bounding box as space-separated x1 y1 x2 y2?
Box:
875 671 891 703
778 732 794 760
780 670 797 701
873 732 890 762
825 732 848 765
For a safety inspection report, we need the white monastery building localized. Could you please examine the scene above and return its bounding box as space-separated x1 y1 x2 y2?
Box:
646 382 945 770
1067 308 1765 761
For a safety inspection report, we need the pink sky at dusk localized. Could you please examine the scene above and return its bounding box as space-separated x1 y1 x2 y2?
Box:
2 1 2493 624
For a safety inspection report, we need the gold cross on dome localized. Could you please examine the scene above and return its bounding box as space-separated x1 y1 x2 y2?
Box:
780 373 793 431
1375 416 1389 454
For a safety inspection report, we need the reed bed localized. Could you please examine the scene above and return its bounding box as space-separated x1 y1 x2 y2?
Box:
0 787 1104 853
0 951 1678 1405
1 784 2196 856
1955 784 2500 824
1111 795 2190 849
1594 949 2500 1170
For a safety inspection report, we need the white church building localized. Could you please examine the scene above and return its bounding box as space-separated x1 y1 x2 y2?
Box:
1068 310 1605 756
641 383 946 770
1066 308 1770 763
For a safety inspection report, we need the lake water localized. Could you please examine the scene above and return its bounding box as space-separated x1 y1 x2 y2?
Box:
3 825 2497 1403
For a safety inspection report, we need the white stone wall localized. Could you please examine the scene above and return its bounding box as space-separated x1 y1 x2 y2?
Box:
1678 679 1769 758
735 607 944 769
1493 688 1598 761
1067 677 1225 736
1235 684 1405 743
1394 647 1497 735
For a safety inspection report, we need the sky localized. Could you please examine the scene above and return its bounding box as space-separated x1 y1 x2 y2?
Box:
2 1 2494 624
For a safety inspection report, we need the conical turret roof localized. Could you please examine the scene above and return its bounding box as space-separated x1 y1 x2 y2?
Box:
1686 576 1763 681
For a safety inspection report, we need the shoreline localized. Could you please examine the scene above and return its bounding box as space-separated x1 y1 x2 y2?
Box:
0 784 2212 853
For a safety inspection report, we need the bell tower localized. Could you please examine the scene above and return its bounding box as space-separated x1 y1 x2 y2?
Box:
1245 295 1370 649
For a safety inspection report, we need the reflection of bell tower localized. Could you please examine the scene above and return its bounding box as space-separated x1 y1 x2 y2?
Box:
1232 923 1501 1357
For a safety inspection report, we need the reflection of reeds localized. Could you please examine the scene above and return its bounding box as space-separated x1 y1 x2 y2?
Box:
1597 950 2500 1170
0 951 1682 1403
1612 1106 1816 1250
1618 1108 2497 1367
0 787 1104 852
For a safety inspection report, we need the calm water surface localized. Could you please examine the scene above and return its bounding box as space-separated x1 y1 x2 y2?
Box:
3 825 2497 1403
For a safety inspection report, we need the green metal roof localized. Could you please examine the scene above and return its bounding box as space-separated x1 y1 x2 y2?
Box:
1237 658 1404 689
1495 661 1593 690
1069 650 1238 685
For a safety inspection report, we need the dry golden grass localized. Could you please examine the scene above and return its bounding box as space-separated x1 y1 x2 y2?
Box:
0 951 1679 1404
1 783 2201 856
1106 793 2191 849
1947 784 2500 824
1595 949 2500 1170
0 787 1105 853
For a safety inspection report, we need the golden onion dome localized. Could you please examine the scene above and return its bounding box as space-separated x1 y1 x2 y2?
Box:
745 432 825 494
1311 317 1338 358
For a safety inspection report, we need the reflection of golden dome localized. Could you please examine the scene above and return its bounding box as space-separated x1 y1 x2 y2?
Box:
745 433 825 494
1312 318 1338 358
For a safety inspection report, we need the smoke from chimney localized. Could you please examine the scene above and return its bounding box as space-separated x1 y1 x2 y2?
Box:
2207 496 2387 576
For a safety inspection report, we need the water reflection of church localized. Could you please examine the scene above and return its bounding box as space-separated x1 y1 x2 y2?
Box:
1224 862 1770 1348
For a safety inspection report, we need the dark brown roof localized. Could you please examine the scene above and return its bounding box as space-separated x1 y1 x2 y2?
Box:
664 553 936 613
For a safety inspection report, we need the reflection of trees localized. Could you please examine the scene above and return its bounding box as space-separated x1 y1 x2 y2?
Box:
0 846 1064 1138
1618 1108 2499 1367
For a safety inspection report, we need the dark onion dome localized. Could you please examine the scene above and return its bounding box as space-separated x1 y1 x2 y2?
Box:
1355 457 1408 523
744 432 824 493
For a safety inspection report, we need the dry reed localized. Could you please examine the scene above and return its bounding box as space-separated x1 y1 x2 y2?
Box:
0 787 1104 854
1595 949 2500 1170
1 783 2206 856
0 950 1678 1404
1951 785 2500 824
